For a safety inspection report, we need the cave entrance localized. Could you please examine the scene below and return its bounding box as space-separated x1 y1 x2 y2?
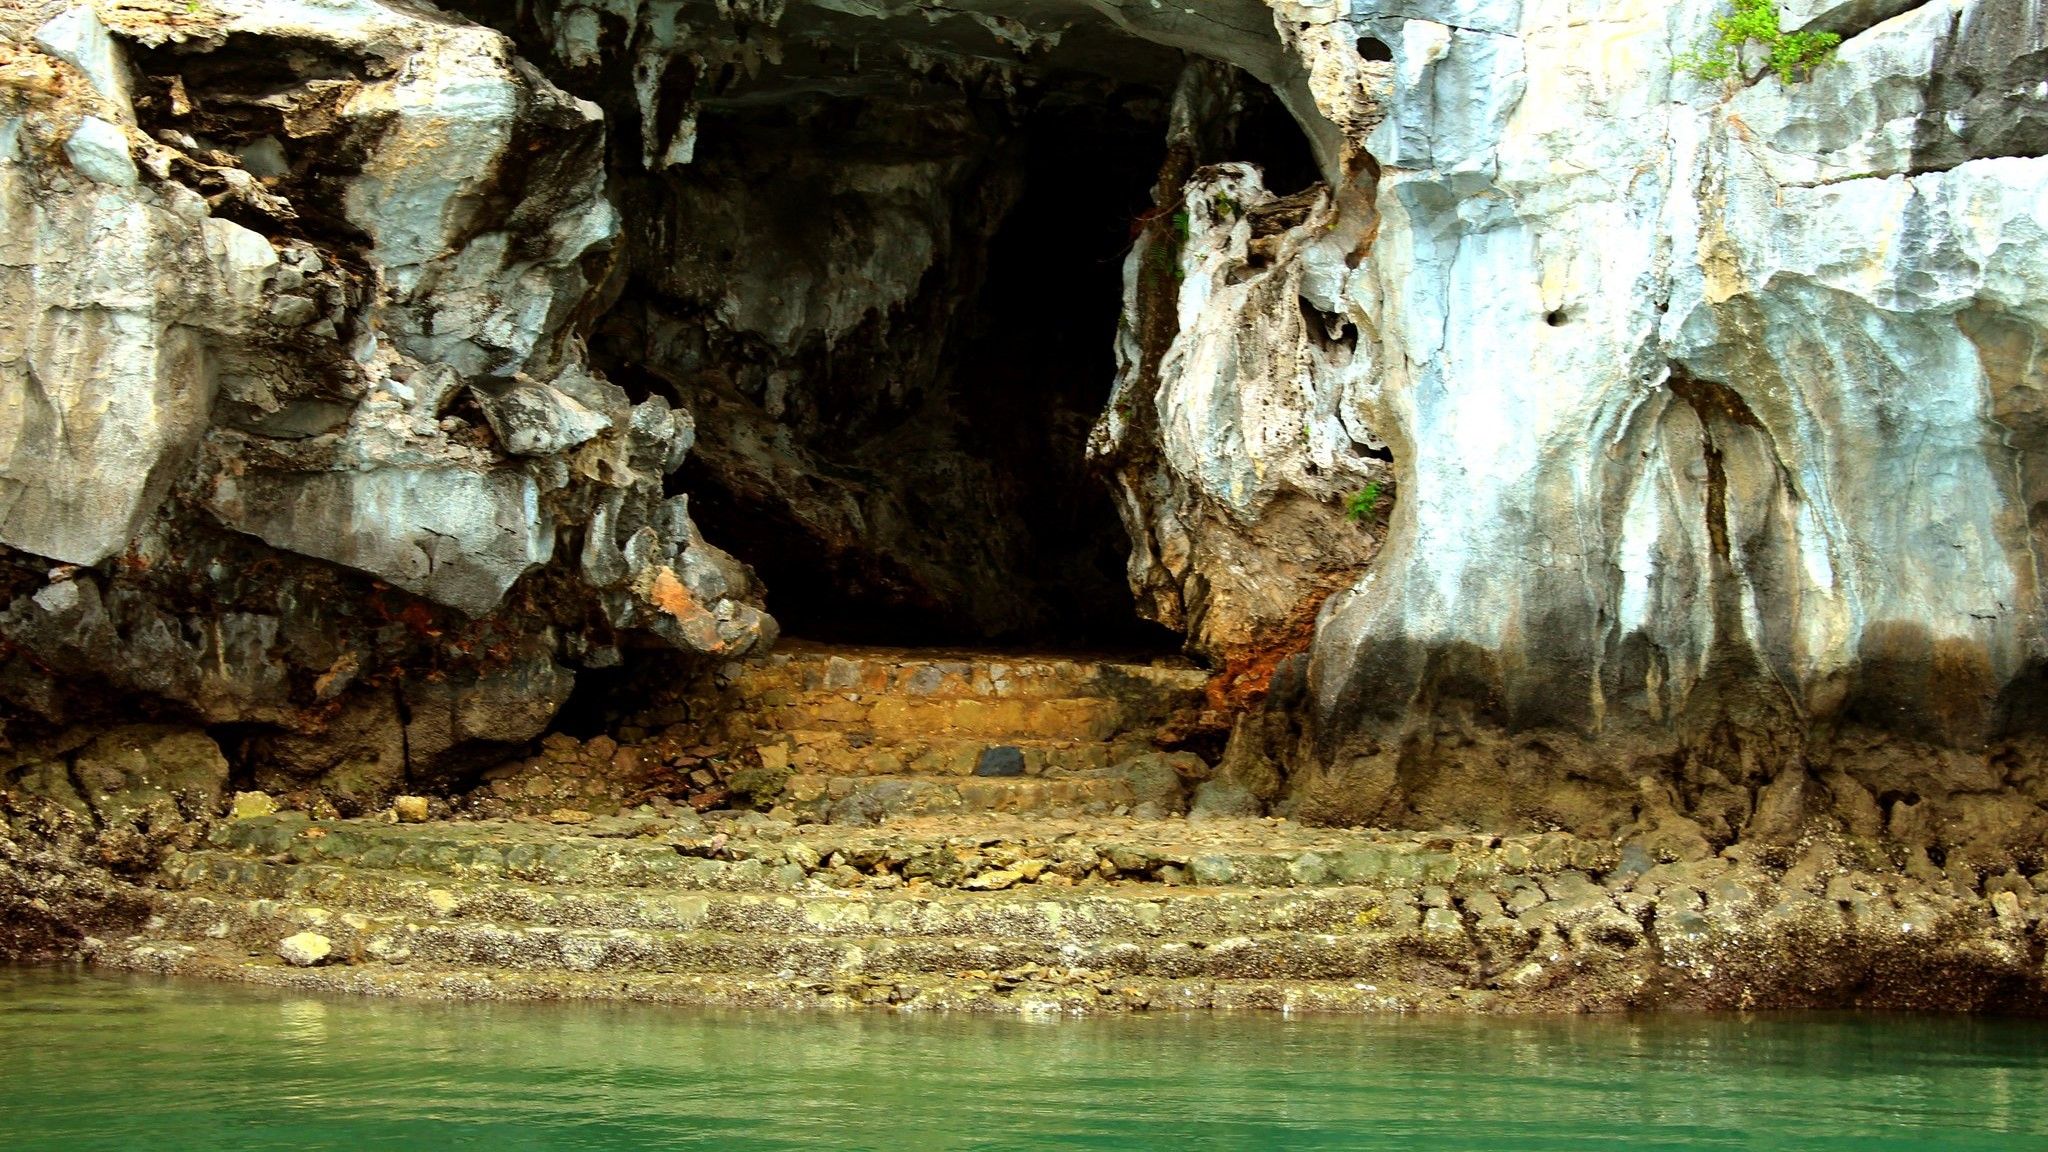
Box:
674 90 1176 654
588 19 1319 656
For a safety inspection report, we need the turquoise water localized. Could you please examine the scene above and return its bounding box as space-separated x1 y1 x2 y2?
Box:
2 969 2045 1150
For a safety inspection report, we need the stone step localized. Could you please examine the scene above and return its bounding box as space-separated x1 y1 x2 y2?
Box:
731 645 1210 706
99 939 1469 1013
199 815 1614 894
764 730 1138 779
144 892 1474 982
163 853 1418 940
751 693 1132 743
779 773 1147 822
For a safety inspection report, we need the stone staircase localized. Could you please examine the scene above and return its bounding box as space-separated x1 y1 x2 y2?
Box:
95 799 2041 1015
104 807 1657 1013
702 644 1216 824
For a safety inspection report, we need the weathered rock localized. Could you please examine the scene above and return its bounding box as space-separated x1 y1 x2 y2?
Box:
973 747 1026 779
1239 0 2048 853
33 7 131 112
0 0 770 788
476 383 612 458
207 467 556 618
12 761 93 822
1189 780 1263 822
230 792 279 820
276 931 332 967
1092 63 1389 691
62 115 136 186
1111 752 1195 818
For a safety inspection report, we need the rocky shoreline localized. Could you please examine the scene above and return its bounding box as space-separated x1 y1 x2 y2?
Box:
6 645 2047 1017
32 805 2043 1016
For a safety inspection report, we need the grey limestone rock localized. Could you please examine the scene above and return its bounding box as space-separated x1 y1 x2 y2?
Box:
62 116 136 186
477 383 613 458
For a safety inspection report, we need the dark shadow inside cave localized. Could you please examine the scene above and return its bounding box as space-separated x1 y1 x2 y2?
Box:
583 33 1322 657
636 89 1179 653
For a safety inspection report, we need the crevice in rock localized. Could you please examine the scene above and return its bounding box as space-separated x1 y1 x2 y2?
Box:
392 679 414 783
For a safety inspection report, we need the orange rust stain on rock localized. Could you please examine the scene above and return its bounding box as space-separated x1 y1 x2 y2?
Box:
649 566 725 652
1204 593 1329 713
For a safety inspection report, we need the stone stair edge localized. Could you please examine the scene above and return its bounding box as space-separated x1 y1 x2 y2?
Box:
163 852 1427 911
203 814 1611 867
146 892 1444 949
97 942 1462 1013
737 642 1209 675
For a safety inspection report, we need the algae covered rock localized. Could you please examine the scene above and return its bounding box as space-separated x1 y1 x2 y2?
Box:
71 727 228 829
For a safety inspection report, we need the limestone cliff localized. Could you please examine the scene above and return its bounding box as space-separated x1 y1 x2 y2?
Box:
1 0 771 805
1262 0 2048 876
2 0 2046 880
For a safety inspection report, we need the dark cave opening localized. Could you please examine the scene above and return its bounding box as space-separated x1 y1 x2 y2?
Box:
1356 36 1394 63
666 91 1180 653
568 18 1326 658
1230 81 1326 198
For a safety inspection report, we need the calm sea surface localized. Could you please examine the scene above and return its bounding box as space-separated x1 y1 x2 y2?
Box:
2 968 2044 1150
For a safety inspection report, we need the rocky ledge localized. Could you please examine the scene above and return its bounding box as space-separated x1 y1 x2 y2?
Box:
87 808 2048 1014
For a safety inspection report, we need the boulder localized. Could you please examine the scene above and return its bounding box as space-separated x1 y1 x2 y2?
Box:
62 117 136 187
1110 752 1199 818
276 932 332 967
477 384 612 457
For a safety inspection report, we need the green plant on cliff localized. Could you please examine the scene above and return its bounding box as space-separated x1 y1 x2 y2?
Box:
1346 482 1384 524
1676 0 1839 84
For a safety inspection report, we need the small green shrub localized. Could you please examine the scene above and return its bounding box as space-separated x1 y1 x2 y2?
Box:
1346 482 1384 524
1676 0 1838 84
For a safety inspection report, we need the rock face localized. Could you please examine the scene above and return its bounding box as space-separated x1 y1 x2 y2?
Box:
1274 0 2048 872
1090 59 1393 704
0 0 770 804
3 0 2047 892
